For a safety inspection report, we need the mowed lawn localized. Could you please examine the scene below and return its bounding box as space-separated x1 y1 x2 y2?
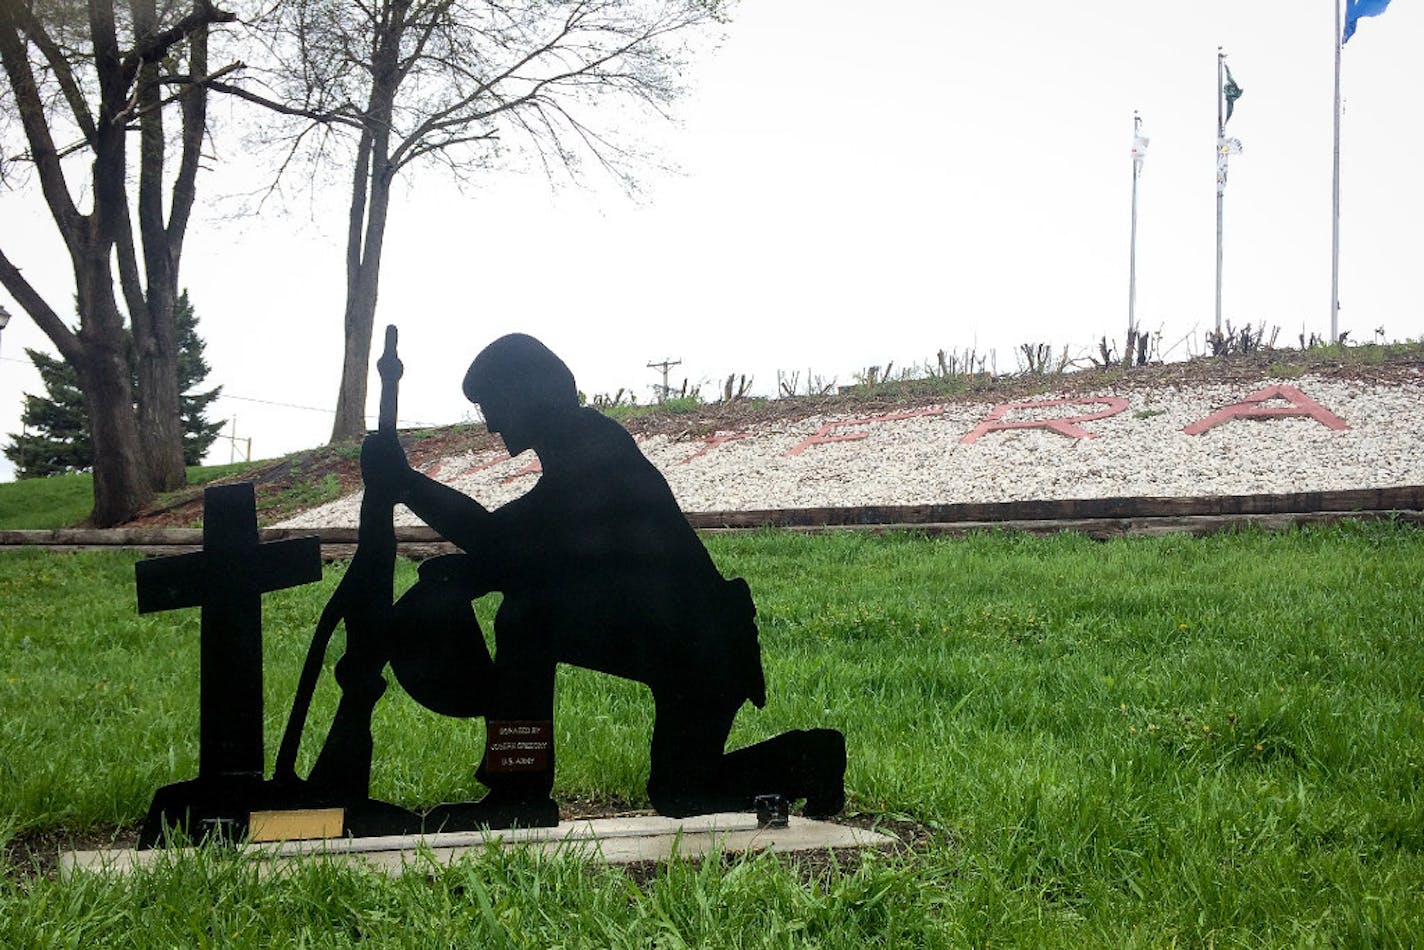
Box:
1 523 1422 946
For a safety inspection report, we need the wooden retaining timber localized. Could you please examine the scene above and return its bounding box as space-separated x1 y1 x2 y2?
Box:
681 486 1424 529
2 486 1421 556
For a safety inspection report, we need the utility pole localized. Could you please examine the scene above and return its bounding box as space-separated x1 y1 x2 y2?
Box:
222 417 251 464
647 358 681 405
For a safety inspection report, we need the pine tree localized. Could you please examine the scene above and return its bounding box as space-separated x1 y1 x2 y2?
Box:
173 293 225 466
4 351 92 478
4 292 224 478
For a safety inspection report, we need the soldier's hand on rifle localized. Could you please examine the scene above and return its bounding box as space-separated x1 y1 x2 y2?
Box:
361 431 411 504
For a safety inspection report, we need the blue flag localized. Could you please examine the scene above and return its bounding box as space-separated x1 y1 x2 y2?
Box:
1343 0 1392 44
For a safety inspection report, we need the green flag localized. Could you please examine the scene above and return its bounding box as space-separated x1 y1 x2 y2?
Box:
1222 63 1243 125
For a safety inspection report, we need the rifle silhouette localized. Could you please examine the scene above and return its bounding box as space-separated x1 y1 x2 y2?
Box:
274 325 402 789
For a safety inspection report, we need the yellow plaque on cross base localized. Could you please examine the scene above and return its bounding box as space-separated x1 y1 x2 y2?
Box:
248 807 345 842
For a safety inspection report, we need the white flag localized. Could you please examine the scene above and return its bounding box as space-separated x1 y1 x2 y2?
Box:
1132 132 1150 171
1216 137 1243 194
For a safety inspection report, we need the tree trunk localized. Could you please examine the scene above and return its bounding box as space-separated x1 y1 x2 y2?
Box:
133 284 187 490
332 181 394 443
329 38 400 445
330 287 379 443
332 185 396 445
82 4 155 525
127 1 191 491
76 350 151 527
74 253 152 527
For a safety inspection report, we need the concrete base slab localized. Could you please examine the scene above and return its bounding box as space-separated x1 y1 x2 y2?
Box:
60 813 897 876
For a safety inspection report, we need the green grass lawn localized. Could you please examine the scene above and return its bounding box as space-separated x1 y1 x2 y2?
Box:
0 462 259 530
0 471 96 529
2 524 1422 946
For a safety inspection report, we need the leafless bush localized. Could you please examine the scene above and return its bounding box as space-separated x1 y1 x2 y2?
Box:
1017 343 1071 374
1206 321 1278 356
1299 329 1351 349
1091 328 1154 368
776 370 835 398
929 347 988 379
1129 329 1150 366
853 362 894 387
722 373 754 401
650 372 697 404
589 388 636 409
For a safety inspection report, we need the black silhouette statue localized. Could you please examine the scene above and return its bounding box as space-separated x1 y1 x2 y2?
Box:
136 327 845 845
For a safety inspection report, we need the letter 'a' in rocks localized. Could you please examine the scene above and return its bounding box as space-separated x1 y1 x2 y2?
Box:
134 327 845 846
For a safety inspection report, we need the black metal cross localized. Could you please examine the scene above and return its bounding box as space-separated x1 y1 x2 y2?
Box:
136 483 322 781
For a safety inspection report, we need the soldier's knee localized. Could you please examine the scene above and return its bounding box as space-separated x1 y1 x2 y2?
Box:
647 773 700 818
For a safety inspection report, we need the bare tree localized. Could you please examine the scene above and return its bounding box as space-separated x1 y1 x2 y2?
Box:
0 0 235 524
216 0 727 443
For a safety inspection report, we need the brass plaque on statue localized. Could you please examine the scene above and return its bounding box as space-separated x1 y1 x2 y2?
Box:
485 720 552 772
249 807 345 842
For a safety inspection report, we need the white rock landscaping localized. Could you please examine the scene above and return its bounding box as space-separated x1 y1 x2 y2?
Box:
277 372 1424 529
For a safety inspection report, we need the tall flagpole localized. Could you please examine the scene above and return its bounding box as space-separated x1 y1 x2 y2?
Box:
1331 0 1342 343
1129 111 1141 340
1215 48 1225 337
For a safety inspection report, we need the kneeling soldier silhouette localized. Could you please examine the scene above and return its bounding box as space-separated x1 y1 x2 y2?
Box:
357 333 845 827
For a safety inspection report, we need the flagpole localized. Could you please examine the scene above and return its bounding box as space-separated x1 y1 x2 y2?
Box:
1331 0 1342 343
1129 111 1141 340
1215 48 1225 338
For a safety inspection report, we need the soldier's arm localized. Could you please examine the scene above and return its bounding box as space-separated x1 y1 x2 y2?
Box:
361 432 494 553
400 470 495 554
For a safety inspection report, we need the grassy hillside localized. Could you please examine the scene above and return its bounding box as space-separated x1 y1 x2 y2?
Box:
0 471 95 529
0 462 260 530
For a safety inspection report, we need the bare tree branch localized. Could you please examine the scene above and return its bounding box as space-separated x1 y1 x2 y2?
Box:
116 60 241 123
10 4 98 144
119 0 236 89
207 78 364 127
0 245 79 364
0 6 82 248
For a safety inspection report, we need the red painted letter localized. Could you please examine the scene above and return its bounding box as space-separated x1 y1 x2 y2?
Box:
960 397 1128 444
1182 384 1349 435
501 456 543 483
680 431 749 464
425 451 510 480
787 408 944 456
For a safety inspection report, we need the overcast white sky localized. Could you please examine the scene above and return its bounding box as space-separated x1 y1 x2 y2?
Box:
2 0 1421 479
